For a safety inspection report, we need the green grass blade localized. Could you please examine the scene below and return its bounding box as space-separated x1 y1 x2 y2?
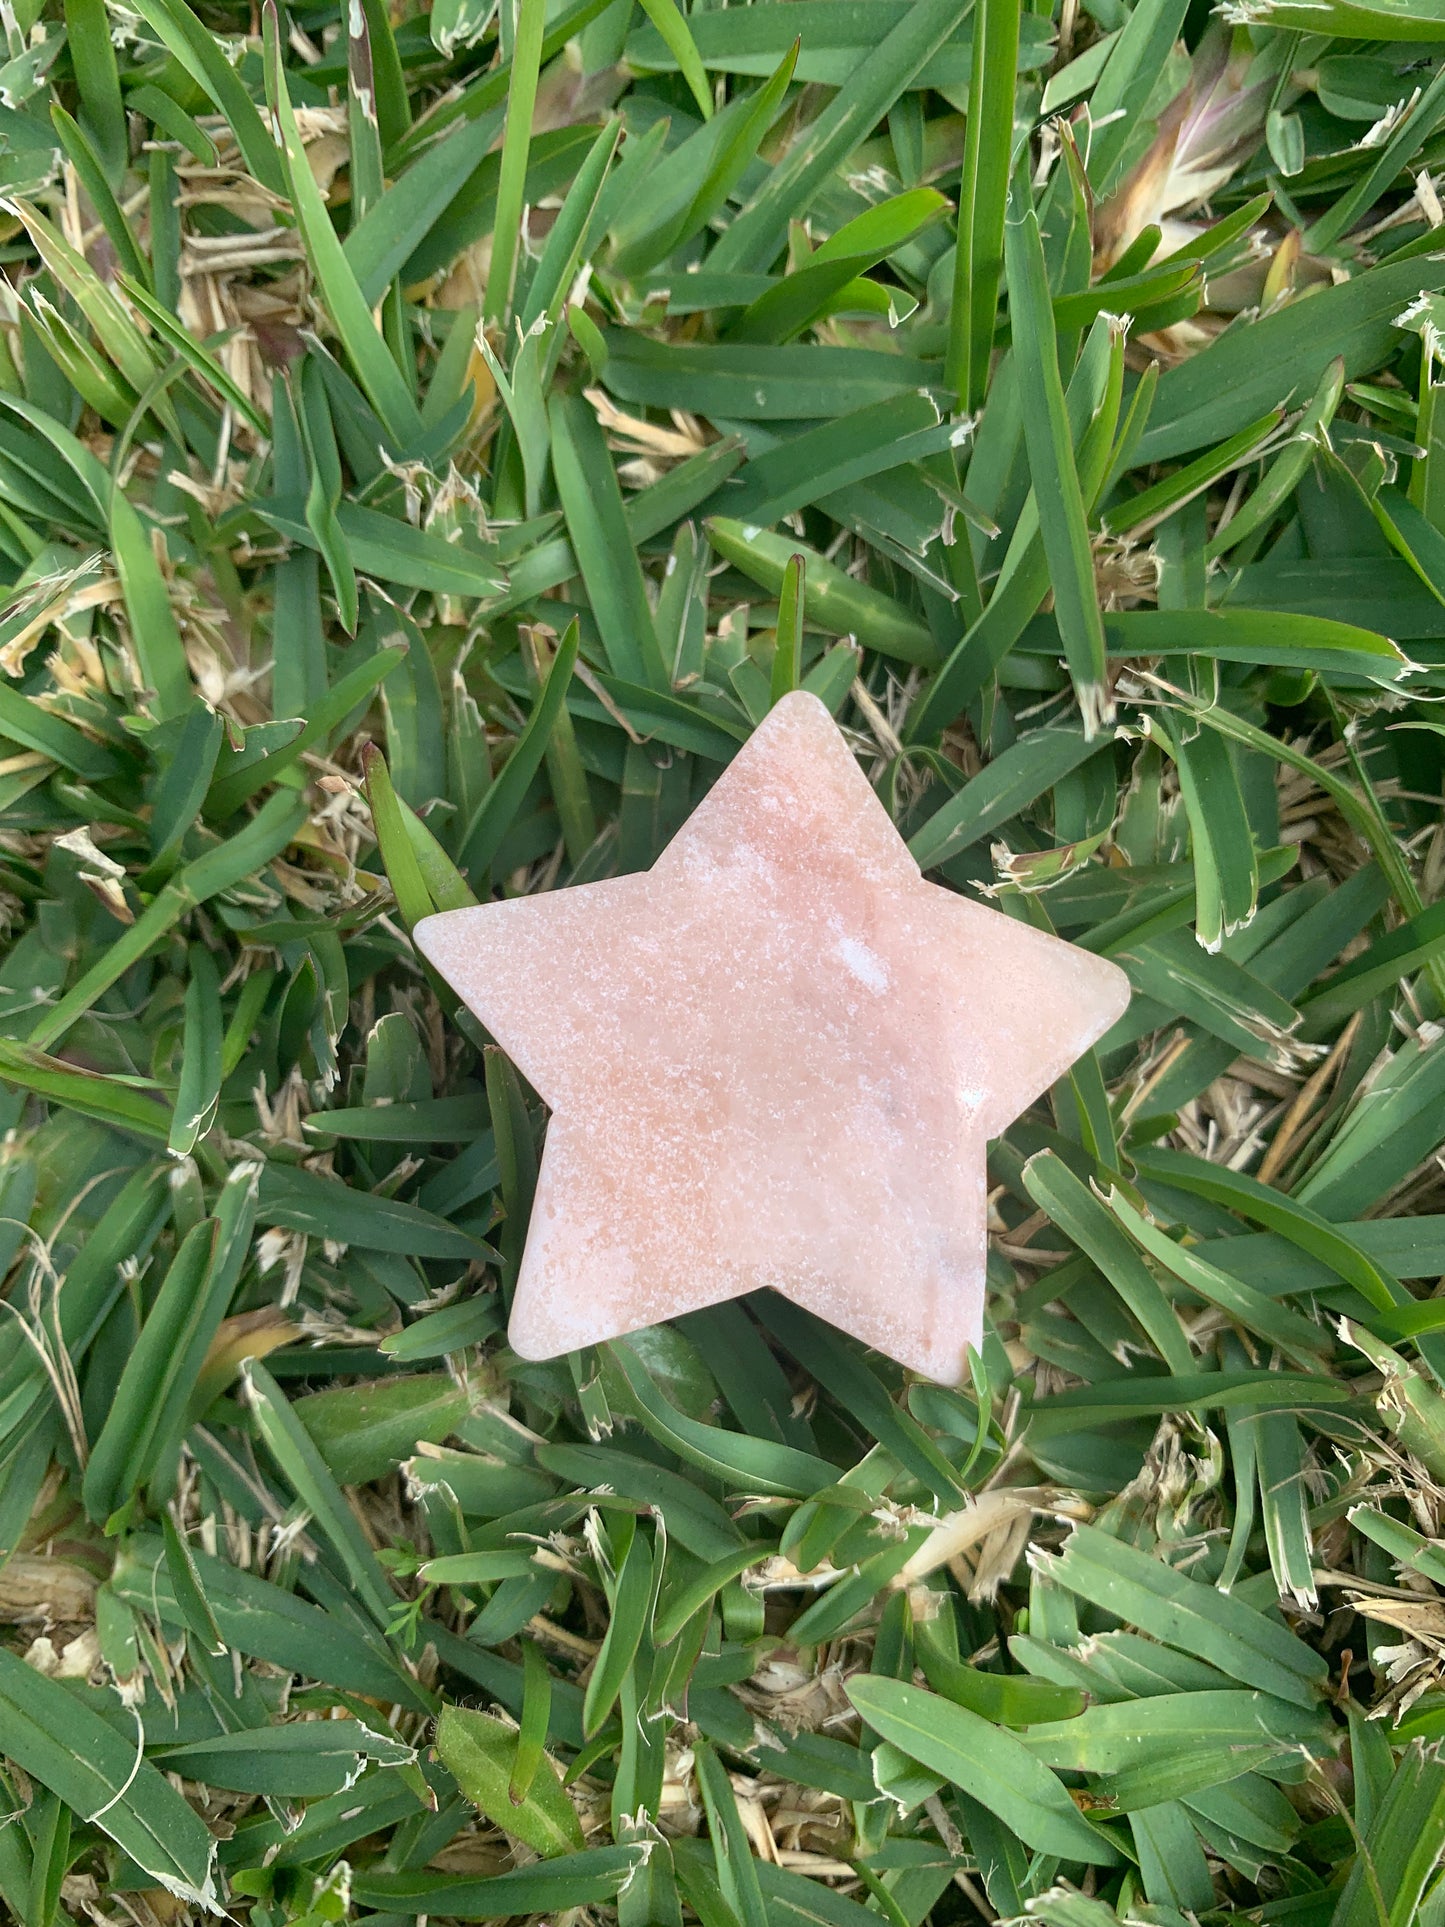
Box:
1003 177 1111 735
946 0 1020 409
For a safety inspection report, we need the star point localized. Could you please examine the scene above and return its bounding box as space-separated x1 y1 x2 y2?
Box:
415 691 1128 1385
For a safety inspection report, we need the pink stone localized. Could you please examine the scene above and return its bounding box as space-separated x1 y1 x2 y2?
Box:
415 691 1129 1386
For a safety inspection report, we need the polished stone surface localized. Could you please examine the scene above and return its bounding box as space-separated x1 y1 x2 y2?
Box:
416 692 1129 1384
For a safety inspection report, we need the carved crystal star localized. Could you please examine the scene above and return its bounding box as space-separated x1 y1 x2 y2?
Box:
416 692 1129 1384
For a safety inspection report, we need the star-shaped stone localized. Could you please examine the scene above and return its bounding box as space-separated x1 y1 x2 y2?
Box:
416 692 1128 1385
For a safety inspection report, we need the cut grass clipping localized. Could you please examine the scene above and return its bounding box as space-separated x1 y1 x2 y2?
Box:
0 0 1444 1923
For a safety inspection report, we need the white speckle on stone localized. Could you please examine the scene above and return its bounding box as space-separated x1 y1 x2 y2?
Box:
835 933 890 994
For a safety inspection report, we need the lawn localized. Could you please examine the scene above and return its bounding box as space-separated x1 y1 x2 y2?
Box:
1 0 1445 1922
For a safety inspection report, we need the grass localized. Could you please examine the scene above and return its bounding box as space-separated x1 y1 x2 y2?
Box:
1 0 1445 1921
